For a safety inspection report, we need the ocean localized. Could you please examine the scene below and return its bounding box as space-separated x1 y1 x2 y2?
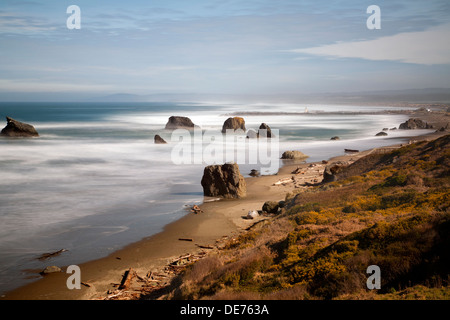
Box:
0 101 432 294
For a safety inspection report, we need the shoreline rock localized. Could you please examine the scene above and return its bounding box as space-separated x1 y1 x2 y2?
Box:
1 116 39 137
201 163 247 199
281 150 309 160
399 118 433 130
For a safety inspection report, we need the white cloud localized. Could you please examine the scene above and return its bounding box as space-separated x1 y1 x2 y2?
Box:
288 23 450 65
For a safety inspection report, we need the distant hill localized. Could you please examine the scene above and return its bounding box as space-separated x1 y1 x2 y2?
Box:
2 88 450 104
89 88 450 105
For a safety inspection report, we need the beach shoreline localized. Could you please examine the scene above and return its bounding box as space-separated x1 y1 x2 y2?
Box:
1 110 448 300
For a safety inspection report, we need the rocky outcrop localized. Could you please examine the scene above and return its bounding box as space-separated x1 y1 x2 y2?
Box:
154 134 167 144
201 163 247 198
249 169 260 177
322 161 348 183
399 118 433 130
1 117 39 137
259 123 273 138
376 131 388 136
281 150 309 160
330 136 340 140
165 116 196 129
221 117 246 133
262 201 280 214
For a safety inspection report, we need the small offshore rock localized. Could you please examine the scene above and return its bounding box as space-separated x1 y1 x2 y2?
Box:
259 123 273 138
1 116 39 137
154 134 167 144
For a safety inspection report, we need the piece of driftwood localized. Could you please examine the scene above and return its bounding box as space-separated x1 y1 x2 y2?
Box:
196 244 214 249
178 238 193 242
119 268 136 290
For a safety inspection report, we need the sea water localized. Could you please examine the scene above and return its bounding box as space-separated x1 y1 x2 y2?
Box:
0 101 432 294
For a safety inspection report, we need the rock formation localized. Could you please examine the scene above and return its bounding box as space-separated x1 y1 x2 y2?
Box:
281 150 309 160
399 118 433 130
1 116 39 137
322 161 348 183
221 117 246 133
249 169 260 177
259 123 273 138
376 131 388 136
201 163 247 198
165 116 196 129
330 136 340 140
154 134 167 144
262 201 280 214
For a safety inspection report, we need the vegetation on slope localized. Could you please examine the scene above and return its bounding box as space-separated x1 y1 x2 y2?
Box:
164 135 450 300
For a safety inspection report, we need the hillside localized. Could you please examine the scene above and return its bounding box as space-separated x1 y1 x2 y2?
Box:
158 134 450 300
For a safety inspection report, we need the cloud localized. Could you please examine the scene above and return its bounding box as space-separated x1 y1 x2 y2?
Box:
288 23 450 65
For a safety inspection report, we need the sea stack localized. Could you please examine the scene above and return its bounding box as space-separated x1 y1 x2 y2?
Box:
259 123 273 138
201 163 247 199
1 116 39 137
165 116 196 129
221 117 246 133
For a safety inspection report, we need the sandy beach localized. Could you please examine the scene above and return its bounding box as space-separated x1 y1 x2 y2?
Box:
2 109 448 300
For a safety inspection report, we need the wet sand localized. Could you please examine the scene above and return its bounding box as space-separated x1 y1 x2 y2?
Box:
2 110 448 300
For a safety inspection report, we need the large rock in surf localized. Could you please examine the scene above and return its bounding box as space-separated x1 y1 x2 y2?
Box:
165 116 196 129
1 116 39 137
281 150 308 160
221 117 246 133
375 131 388 136
399 118 433 130
201 163 247 198
322 161 348 183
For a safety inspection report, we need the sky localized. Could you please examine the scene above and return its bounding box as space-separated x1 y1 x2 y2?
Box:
0 0 450 101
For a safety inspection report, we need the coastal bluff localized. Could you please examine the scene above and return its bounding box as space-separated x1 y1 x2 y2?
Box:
201 163 247 199
1 117 39 137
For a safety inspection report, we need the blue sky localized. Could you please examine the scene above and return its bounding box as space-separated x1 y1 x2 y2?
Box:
0 0 449 100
